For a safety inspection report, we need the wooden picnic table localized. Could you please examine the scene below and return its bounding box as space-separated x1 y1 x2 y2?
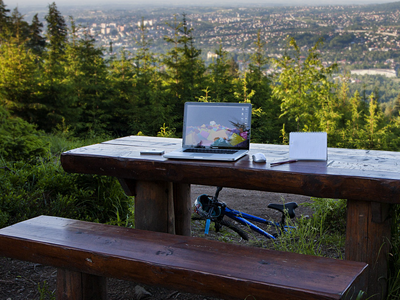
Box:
61 135 400 300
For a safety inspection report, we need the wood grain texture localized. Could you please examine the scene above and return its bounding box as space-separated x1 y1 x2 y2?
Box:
134 181 175 234
346 200 391 300
173 183 191 236
61 136 400 203
0 216 367 300
56 269 107 300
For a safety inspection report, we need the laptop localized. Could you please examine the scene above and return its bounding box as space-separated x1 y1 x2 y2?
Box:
164 102 252 161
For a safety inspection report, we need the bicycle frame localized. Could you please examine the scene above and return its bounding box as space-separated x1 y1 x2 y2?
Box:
223 206 294 240
197 187 296 240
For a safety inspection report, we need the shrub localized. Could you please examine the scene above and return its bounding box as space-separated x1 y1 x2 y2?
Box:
0 106 48 161
0 156 134 228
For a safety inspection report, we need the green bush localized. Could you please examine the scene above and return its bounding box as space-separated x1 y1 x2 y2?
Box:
273 198 347 258
0 106 48 161
304 198 347 235
0 155 134 228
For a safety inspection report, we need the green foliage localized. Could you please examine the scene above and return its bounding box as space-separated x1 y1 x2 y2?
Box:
304 197 347 235
38 280 55 300
274 198 346 258
272 37 338 133
206 45 237 103
157 123 176 138
0 135 134 228
162 14 206 133
0 106 48 161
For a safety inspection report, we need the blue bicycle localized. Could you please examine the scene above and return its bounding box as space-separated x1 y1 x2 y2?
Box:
194 187 298 240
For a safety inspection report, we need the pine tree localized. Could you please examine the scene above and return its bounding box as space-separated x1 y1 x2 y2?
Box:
10 7 30 44
206 45 236 103
35 2 69 131
27 14 46 56
364 92 385 149
45 2 67 63
272 37 337 132
245 30 279 143
64 19 110 136
129 18 169 135
162 14 205 133
0 0 10 39
0 34 39 123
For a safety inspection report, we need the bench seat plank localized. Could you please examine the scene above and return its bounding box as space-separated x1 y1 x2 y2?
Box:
0 216 367 300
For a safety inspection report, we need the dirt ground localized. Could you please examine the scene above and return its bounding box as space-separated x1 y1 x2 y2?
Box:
0 185 312 300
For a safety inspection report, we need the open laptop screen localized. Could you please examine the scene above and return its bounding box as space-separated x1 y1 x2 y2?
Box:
182 102 252 150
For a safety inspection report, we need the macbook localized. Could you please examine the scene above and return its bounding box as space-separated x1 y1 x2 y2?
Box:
164 102 252 161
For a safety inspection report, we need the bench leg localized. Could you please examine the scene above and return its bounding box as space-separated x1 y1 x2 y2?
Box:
346 200 391 300
56 268 107 300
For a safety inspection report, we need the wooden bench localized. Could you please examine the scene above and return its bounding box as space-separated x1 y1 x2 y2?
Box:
0 215 367 300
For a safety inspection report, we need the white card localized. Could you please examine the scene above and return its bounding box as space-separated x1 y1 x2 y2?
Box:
289 132 327 161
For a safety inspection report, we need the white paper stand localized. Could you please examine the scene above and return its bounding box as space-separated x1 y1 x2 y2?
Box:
289 132 327 161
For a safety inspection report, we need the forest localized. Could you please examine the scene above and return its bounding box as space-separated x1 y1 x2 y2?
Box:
1 0 400 153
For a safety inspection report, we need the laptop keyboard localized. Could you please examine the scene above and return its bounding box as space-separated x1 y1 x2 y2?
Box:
184 148 238 154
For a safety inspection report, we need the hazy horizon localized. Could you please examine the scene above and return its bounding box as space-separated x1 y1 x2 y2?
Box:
3 0 399 10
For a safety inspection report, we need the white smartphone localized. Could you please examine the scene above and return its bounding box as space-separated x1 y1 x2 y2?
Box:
140 149 165 155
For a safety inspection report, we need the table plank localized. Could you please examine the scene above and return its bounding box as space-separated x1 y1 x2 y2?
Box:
61 136 400 203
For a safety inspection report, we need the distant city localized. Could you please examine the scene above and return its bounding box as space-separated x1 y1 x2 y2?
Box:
6 1 400 84
14 3 396 72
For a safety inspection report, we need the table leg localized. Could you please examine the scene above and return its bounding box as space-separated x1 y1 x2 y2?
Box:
56 268 107 300
173 183 191 236
345 200 391 300
118 179 191 236
118 179 175 233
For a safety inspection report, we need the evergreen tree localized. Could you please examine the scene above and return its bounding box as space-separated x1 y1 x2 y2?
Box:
272 37 337 133
129 19 169 135
10 7 30 44
64 20 110 136
342 90 365 149
245 30 278 143
0 34 39 123
45 2 67 63
162 14 205 133
109 49 137 136
0 0 10 39
35 2 69 131
206 45 236 103
27 14 46 56
364 92 385 149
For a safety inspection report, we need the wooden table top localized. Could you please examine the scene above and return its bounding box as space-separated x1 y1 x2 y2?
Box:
61 136 400 203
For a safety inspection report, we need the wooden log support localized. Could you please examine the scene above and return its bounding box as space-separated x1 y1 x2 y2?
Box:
56 269 107 300
346 200 391 300
118 178 191 236
173 183 191 236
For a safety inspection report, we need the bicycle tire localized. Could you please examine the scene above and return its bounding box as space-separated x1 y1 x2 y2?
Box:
191 216 249 240
220 219 249 241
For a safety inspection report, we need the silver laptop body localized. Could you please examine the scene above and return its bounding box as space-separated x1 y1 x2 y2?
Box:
164 102 252 161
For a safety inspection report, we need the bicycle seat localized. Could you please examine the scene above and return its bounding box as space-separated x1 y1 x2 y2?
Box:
267 202 298 219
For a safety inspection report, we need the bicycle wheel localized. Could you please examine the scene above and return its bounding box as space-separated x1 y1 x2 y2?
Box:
219 219 249 241
191 216 249 241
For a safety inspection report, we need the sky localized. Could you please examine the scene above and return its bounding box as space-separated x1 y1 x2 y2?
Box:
3 0 399 9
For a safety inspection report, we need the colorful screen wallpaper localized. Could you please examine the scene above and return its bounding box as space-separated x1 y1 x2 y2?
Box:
184 105 250 148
